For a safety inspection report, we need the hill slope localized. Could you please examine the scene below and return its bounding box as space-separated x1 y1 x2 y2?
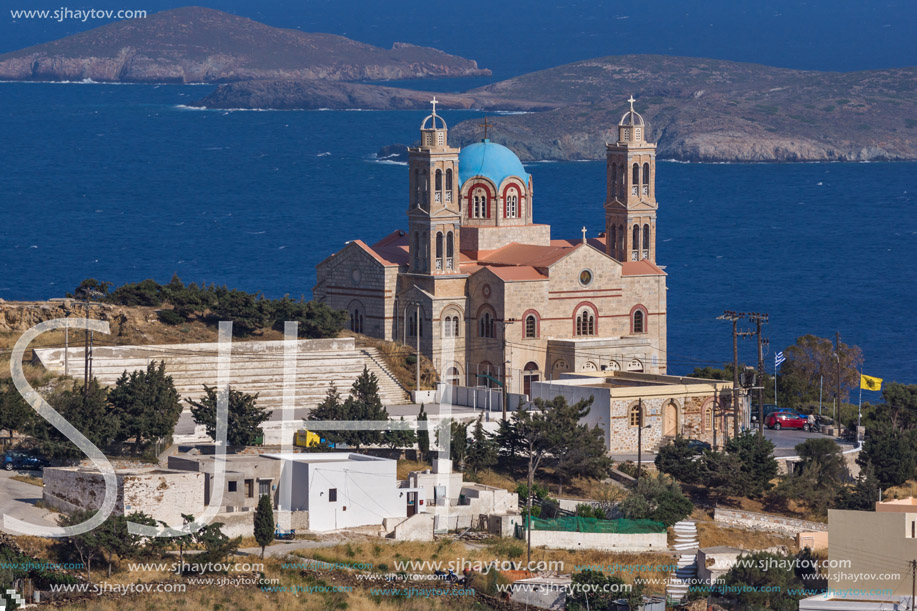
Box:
0 6 489 83
451 55 917 161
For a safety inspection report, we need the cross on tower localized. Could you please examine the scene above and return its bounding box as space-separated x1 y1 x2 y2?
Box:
480 116 491 139
627 95 636 113
581 226 587 243
430 96 438 115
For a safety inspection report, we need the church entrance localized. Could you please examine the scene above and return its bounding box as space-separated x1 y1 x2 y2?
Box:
523 362 540 396
663 401 679 437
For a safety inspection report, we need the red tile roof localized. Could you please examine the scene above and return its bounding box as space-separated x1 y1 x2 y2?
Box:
485 266 548 282
621 260 666 276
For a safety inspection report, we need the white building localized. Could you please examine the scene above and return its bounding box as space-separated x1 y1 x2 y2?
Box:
262 452 420 532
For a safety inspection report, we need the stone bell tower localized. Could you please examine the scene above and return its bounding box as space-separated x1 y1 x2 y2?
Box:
407 98 462 275
604 96 658 264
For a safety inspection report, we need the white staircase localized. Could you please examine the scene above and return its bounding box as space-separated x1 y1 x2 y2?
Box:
33 337 410 412
666 520 698 604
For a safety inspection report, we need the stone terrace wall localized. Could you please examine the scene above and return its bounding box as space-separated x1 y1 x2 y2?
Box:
714 506 826 537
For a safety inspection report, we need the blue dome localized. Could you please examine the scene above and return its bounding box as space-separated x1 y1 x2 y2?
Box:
458 139 528 189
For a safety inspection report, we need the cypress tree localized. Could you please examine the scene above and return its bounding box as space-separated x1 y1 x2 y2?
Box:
253 494 275 559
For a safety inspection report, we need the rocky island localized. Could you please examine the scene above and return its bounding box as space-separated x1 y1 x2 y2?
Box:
203 55 917 162
0 6 489 83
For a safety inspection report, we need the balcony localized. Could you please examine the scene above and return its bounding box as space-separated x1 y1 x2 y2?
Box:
642 186 648 196
434 192 441 203
435 259 443 271
445 191 452 203
631 250 639 261
642 249 649 260
631 186 638 196
446 257 454 270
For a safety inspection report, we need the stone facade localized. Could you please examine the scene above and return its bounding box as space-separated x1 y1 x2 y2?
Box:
315 99 668 394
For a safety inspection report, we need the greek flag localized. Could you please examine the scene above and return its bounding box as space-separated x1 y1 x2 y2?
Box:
775 351 786 368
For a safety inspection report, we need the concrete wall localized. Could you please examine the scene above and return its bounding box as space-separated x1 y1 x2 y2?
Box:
797 531 829 551
393 513 434 541
525 529 667 552
43 467 205 528
715 507 827 537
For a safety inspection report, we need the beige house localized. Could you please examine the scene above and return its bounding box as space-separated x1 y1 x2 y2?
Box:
798 507 917 609
530 372 735 453
314 98 667 394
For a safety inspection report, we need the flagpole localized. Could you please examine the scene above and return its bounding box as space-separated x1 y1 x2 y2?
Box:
857 369 863 448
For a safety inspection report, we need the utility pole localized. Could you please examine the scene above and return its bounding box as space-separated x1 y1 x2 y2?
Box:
910 559 916 611
78 288 103 394
747 313 769 435
718 311 745 438
414 302 421 393
835 331 842 426
499 318 516 421
712 387 718 450
636 398 644 481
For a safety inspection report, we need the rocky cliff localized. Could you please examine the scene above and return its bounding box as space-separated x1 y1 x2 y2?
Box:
0 6 489 83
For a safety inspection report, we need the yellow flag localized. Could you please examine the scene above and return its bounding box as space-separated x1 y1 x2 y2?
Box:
861 375 883 391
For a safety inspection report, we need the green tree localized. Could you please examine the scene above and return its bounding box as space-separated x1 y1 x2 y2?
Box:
307 383 348 447
839 464 881 510
655 436 703 484
494 417 523 464
383 416 417 458
566 569 643 610
548 396 613 494
700 450 748 498
0 378 33 444
187 385 270 447
436 419 469 468
58 510 106 581
193 521 242 570
777 334 864 409
724 431 779 496
108 361 181 453
857 427 917 488
514 401 555 551
775 438 849 515
253 494 274 560
70 278 112 298
208 288 271 336
416 404 430 461
874 382 917 430
107 279 164 306
619 473 693 526
719 550 807 610
32 380 118 458
465 416 498 473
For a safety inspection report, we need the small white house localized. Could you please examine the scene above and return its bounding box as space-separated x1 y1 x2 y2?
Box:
262 453 421 532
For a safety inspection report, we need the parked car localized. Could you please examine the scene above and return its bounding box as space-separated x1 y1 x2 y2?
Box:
686 439 712 452
765 411 810 431
2 452 49 471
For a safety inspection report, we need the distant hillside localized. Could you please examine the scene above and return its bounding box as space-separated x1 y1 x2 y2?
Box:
452 55 917 161
199 79 558 111
0 6 489 83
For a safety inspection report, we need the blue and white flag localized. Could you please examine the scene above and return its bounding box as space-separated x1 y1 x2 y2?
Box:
775 351 786 368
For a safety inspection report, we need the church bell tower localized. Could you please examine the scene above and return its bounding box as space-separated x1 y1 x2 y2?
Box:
604 96 658 264
407 98 462 275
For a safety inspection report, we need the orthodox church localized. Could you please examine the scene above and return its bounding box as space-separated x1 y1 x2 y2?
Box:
314 98 667 395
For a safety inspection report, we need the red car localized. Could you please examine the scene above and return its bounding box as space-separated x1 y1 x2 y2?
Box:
766 411 810 431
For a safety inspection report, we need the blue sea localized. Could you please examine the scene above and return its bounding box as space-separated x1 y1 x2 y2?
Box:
1 83 915 384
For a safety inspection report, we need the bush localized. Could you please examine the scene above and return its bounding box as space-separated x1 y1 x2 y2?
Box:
619 473 693 526
655 436 703 483
157 309 184 325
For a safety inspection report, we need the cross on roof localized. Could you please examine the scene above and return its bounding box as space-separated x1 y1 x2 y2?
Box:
581 226 587 243
430 96 438 115
480 116 491 139
627 95 636 113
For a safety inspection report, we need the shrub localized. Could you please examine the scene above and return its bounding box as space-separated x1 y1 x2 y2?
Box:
157 309 184 325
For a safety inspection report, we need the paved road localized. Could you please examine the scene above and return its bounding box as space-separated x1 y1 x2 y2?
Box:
0 469 59 532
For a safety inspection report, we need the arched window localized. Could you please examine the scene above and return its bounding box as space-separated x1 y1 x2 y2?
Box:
524 314 537 339
413 232 420 268
442 312 461 338
414 168 420 205
633 309 646 334
632 224 640 260
435 232 443 270
435 169 442 191
575 308 595 336
610 164 617 195
479 361 496 388
445 168 453 191
350 308 363 334
619 164 625 195
505 194 518 218
643 163 650 187
618 224 625 251
446 231 454 270
629 404 642 427
471 188 489 219
409 307 424 337
610 225 617 255
479 311 495 338
704 406 713 431
445 367 461 386
642 224 650 259
632 162 640 185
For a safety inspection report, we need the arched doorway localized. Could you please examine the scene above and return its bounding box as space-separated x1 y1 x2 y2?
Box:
523 362 540 397
662 400 679 438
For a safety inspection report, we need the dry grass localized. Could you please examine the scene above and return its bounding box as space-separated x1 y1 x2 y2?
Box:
10 473 42 487
884 480 917 500
350 332 438 390
695 521 796 552
396 458 430 480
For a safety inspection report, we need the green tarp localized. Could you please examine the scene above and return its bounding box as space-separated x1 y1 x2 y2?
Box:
524 516 666 534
